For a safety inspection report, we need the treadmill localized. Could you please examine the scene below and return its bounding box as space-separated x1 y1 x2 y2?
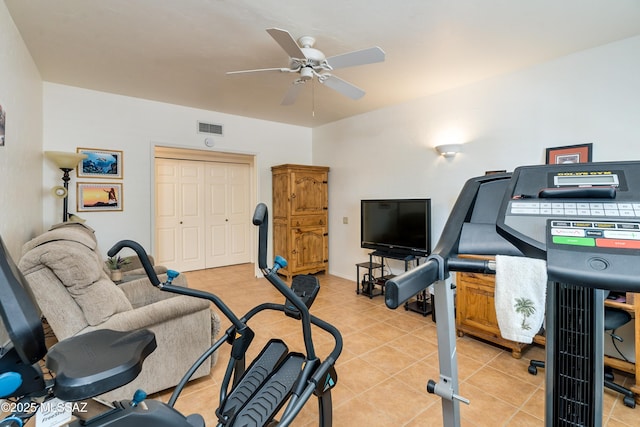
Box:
385 161 640 427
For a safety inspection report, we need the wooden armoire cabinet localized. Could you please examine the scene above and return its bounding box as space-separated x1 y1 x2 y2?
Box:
271 164 329 281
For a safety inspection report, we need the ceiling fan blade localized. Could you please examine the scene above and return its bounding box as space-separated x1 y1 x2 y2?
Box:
226 67 288 75
281 81 305 105
326 46 385 70
320 75 365 100
266 28 307 59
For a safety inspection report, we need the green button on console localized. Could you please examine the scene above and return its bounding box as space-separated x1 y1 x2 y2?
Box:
552 236 596 247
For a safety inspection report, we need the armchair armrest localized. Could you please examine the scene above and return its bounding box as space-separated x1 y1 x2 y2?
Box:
123 265 168 277
120 255 155 273
103 255 160 276
85 294 211 333
118 272 189 309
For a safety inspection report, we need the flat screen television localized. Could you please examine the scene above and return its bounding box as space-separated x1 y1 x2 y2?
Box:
361 199 431 257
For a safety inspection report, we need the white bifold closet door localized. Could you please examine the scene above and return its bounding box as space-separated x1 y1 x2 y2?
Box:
155 158 251 271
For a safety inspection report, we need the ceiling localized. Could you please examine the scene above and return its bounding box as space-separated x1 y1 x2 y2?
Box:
6 0 640 128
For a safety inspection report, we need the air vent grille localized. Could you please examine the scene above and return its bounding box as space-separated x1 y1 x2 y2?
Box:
198 121 223 136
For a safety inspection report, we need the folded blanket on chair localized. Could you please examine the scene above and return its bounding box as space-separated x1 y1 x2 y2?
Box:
495 255 547 344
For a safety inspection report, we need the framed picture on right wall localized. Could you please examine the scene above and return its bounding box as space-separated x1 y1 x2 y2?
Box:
545 143 592 165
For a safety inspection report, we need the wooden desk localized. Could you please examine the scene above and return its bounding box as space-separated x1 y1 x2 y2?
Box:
604 293 639 400
455 255 532 359
456 255 640 384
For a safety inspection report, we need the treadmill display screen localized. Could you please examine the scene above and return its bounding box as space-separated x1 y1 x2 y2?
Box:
553 174 619 187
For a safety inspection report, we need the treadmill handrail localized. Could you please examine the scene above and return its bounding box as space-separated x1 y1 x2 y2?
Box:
432 174 511 259
385 173 510 309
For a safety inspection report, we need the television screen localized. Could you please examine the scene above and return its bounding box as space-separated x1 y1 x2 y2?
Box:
361 199 431 256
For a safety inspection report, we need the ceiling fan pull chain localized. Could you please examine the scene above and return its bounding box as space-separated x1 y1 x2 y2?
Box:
312 80 316 117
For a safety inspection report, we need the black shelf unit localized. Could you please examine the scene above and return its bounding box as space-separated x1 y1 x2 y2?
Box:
355 252 426 313
404 289 432 317
355 260 384 298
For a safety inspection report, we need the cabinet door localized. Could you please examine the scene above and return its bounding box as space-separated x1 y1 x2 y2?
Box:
273 221 289 261
290 227 326 271
457 272 500 335
290 171 327 215
272 172 290 221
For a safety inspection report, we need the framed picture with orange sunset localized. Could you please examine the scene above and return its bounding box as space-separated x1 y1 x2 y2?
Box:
77 183 123 212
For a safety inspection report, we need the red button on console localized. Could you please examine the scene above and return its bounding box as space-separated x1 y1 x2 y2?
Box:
596 238 640 249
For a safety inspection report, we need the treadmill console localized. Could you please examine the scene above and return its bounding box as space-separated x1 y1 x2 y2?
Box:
496 161 640 291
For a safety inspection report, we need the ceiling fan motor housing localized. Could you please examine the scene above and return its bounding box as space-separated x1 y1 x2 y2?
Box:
301 47 325 63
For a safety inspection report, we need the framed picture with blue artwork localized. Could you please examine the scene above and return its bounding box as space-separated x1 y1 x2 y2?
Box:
77 148 123 179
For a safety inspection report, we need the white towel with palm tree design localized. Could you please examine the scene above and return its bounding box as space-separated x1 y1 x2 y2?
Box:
495 255 547 343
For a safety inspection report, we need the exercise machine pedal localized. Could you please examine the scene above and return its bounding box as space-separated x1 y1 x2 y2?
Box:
71 399 204 427
229 353 305 426
217 339 289 421
285 275 320 319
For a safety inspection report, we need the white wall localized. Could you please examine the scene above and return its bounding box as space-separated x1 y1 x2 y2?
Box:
43 83 312 257
313 35 640 280
0 3 43 260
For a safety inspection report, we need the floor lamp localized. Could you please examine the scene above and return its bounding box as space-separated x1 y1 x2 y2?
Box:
44 151 87 222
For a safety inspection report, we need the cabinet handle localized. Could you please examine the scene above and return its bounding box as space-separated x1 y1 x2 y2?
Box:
291 193 296 199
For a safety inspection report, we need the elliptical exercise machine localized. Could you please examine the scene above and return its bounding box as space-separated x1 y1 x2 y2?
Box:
0 203 342 426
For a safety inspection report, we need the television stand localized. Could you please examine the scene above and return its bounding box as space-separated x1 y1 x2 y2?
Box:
404 289 432 317
355 259 384 298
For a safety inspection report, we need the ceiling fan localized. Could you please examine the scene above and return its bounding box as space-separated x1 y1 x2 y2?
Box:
227 28 385 105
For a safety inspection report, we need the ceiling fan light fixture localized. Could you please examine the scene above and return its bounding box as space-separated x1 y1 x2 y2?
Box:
300 67 314 81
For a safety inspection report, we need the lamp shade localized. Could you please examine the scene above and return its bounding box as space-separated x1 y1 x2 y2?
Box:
44 151 87 169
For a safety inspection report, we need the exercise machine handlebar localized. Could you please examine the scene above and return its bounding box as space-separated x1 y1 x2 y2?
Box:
385 259 440 309
108 240 246 331
252 202 318 361
252 202 269 270
447 257 496 274
385 256 496 309
108 239 161 286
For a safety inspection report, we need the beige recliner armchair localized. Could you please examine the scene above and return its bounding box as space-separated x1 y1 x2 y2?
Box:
18 222 220 402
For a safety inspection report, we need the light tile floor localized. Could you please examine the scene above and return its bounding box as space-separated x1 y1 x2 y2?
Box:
149 263 638 426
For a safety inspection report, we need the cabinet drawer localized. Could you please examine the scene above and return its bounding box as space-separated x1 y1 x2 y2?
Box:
457 272 495 293
291 215 327 227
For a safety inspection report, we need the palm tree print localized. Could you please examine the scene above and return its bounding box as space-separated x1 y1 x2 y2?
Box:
514 297 536 331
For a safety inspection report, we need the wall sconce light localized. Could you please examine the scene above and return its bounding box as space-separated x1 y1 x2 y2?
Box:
435 144 463 158
44 151 87 222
